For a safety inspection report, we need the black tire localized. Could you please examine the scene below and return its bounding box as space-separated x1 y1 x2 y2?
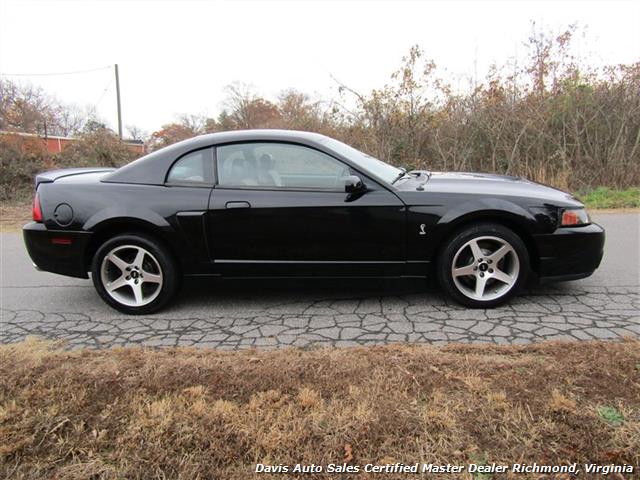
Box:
437 223 529 308
91 233 179 314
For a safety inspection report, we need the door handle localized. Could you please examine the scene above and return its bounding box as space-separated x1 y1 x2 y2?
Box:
225 201 251 209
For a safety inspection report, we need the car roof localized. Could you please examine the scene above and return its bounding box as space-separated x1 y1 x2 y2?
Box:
104 129 333 185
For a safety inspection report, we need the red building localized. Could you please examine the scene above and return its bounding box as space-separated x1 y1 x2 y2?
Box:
0 130 145 155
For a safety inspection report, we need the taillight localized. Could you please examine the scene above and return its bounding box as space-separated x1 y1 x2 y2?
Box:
32 192 43 222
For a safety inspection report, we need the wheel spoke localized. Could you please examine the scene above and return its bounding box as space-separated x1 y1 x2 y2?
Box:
475 275 488 298
469 240 483 261
143 272 162 284
492 268 513 285
451 235 520 302
106 253 129 272
101 244 164 308
131 282 144 305
453 264 476 277
488 244 511 263
133 248 146 269
106 275 128 292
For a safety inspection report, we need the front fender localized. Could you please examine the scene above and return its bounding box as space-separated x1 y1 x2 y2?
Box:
438 198 538 230
407 198 542 264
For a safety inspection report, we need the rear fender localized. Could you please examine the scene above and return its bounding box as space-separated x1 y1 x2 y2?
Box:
83 213 178 273
84 207 170 232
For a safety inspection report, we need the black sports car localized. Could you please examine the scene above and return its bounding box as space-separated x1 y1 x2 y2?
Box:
24 130 604 314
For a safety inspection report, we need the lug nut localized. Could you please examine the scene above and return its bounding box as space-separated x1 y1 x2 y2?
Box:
489 269 494 273
126 266 131 271
480 272 485 277
478 258 483 262
487 259 493 264
126 275 130 280
134 279 139 284
473 266 478 271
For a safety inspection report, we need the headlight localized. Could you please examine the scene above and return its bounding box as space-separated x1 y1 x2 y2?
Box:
560 208 590 227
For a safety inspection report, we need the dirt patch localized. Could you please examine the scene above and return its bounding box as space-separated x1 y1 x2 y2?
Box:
0 338 638 479
0 202 30 232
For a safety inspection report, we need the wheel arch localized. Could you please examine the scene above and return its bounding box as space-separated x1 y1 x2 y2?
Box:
434 209 540 275
84 217 181 275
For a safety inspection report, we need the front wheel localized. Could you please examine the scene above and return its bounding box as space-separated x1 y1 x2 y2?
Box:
91 233 179 314
437 223 529 308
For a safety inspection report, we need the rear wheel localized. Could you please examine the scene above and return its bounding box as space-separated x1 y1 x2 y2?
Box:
91 233 178 314
437 223 529 308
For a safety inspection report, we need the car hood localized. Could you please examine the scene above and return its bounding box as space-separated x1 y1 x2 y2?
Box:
396 171 582 206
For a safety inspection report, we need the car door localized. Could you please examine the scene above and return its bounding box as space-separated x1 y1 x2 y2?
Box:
206 141 406 277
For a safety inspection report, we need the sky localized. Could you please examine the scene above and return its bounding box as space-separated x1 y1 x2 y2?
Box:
1 0 639 135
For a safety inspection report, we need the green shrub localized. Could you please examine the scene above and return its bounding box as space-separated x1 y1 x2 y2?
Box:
579 187 640 209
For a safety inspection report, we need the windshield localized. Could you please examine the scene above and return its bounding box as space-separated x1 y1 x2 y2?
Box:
319 137 403 185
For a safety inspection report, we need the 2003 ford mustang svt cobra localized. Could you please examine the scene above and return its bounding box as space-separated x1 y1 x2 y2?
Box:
24 130 605 314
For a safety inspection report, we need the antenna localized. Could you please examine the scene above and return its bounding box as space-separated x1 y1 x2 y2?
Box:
115 64 123 140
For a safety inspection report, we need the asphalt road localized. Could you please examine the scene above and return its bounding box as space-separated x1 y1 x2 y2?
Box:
1 213 638 349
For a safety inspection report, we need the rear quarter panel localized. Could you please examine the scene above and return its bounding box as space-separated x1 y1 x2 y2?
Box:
39 179 212 273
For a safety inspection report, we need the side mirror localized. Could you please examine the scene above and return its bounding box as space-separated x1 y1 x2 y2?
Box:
344 175 366 194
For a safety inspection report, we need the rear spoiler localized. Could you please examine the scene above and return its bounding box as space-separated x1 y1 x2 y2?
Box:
35 168 116 188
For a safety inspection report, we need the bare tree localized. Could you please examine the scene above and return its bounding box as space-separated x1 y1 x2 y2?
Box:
0 79 56 134
51 104 86 137
223 82 258 129
126 124 148 142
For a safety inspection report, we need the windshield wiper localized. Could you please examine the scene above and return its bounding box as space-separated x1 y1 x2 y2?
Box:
391 167 408 184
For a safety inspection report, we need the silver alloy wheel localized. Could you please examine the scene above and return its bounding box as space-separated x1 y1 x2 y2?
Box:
100 245 163 307
451 235 520 302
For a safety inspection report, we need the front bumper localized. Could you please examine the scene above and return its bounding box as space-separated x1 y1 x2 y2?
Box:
23 222 92 279
533 222 605 282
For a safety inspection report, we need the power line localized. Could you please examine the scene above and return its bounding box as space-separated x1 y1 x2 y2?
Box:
95 76 115 107
0 66 111 77
2 64 124 140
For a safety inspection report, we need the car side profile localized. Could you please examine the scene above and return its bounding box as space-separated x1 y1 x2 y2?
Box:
23 130 605 314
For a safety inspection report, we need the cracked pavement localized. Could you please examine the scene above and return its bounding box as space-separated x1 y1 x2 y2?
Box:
1 213 638 349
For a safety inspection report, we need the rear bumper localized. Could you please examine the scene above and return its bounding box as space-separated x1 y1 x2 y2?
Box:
23 222 92 279
533 222 605 282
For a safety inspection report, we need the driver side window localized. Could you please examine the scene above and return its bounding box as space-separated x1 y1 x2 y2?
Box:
216 142 351 190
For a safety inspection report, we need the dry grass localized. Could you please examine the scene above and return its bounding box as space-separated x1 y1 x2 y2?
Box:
0 338 638 479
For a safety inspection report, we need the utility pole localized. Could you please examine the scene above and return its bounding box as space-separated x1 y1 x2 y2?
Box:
115 64 123 140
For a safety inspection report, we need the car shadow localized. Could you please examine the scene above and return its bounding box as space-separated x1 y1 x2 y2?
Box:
167 276 588 312
177 276 435 301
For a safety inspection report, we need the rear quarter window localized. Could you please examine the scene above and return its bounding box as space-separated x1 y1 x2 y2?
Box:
166 149 213 184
